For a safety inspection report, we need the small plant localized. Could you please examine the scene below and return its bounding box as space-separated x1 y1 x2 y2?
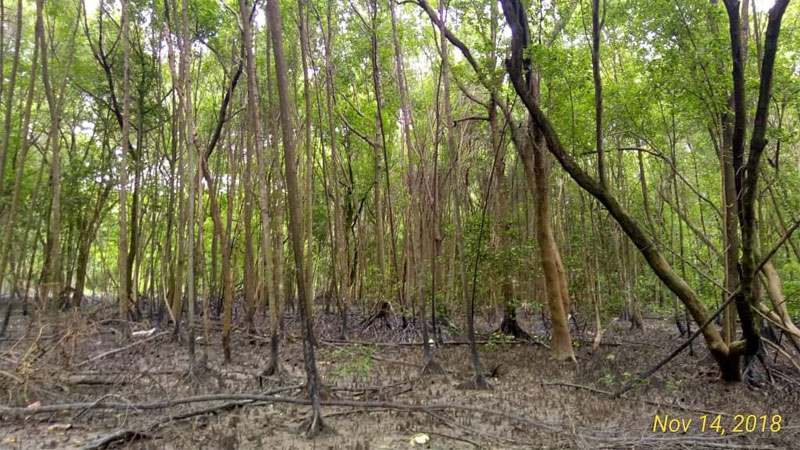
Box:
666 378 682 391
480 330 516 353
600 373 615 385
622 371 632 382
324 344 375 381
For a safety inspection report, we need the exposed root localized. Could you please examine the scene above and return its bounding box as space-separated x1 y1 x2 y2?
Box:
181 361 205 380
258 360 289 388
498 317 532 341
456 375 492 390
298 408 327 438
260 359 287 378
419 357 446 376
360 301 394 330
181 361 223 388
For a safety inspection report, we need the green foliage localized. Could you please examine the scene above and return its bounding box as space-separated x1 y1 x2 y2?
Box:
480 330 515 353
2 0 800 357
323 344 375 381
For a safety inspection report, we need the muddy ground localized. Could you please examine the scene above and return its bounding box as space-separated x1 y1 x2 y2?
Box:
1 303 799 449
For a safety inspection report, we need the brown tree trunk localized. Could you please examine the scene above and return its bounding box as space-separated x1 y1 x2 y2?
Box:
267 0 324 434
36 0 64 310
117 0 132 332
438 3 486 387
321 2 349 339
297 0 315 323
0 0 23 198
0 20 38 336
530 125 575 362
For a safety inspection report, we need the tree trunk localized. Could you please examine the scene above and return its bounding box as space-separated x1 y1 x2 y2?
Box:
530 124 575 362
267 0 324 434
438 3 486 387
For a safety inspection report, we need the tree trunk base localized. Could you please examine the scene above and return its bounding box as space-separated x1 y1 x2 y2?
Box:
718 353 742 382
420 357 446 376
260 359 287 381
181 361 212 383
456 375 492 390
298 409 325 438
551 347 578 363
361 301 393 330
498 317 532 341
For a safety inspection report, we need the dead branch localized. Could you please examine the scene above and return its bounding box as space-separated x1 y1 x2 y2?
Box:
77 393 775 449
0 384 303 417
763 338 800 372
74 331 168 368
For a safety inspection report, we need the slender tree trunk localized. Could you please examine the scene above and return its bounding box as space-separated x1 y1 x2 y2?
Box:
321 3 348 339
530 124 575 362
267 0 324 434
36 0 63 310
117 0 132 332
438 4 486 387
265 29 285 370
179 0 197 366
0 0 23 198
297 0 315 323
0 24 38 336
591 0 606 190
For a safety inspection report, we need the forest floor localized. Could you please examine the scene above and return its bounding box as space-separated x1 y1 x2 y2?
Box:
1 302 799 449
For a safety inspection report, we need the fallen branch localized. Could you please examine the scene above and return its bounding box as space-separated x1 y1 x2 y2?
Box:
75 390 777 449
763 338 800 372
79 399 265 450
323 338 546 347
614 290 737 397
75 331 168 368
80 430 153 450
0 384 303 417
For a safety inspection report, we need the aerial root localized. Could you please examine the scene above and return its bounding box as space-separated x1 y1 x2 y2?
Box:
498 317 533 341
419 357 446 376
298 408 327 438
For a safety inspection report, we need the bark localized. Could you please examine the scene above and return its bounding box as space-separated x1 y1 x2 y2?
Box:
366 0 387 293
735 0 790 357
266 0 324 434
720 116 739 346
36 0 63 309
180 0 198 367
118 0 132 330
321 1 349 339
579 192 603 348
0 0 23 198
759 261 800 351
529 124 575 361
438 4 486 387
591 0 606 190
201 54 241 361
0 24 38 336
243 143 257 329
490 99 524 339
164 0 186 334
389 0 417 310
297 0 315 323
499 0 739 376
264 30 285 371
